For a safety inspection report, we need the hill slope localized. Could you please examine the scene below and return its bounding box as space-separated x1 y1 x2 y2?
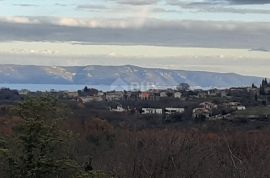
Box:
0 64 263 89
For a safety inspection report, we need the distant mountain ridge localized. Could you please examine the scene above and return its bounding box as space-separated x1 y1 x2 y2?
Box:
0 64 263 89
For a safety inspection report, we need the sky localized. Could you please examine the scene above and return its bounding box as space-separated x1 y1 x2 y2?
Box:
0 0 270 77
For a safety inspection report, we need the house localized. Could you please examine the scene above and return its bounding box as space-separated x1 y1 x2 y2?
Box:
160 91 168 98
110 106 126 112
19 89 30 95
165 108 185 115
225 102 246 111
79 96 103 103
246 87 259 95
228 87 248 96
139 92 150 100
237 106 246 111
105 91 124 101
97 91 104 96
193 102 218 119
142 108 163 115
192 108 211 119
199 102 218 110
174 92 182 99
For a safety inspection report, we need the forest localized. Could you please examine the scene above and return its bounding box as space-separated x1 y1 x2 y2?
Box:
0 95 270 178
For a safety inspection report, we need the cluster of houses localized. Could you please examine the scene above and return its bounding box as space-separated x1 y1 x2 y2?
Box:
74 82 269 104
141 107 185 115
110 106 185 115
192 101 246 120
16 79 270 103
109 100 247 121
67 84 261 120
77 89 184 103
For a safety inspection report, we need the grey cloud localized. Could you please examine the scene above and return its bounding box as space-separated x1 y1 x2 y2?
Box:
55 3 68 7
77 4 107 10
0 18 270 50
113 0 159 5
167 0 226 7
13 3 38 7
226 0 270 4
152 7 182 13
167 0 270 14
197 6 270 14
249 48 269 52
168 0 270 6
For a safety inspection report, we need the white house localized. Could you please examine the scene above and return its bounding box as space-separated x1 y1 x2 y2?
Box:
142 108 163 115
236 106 246 111
174 92 182 99
160 92 168 98
225 102 246 111
110 106 126 112
165 108 185 115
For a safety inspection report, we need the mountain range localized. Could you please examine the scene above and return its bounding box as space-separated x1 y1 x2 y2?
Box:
0 64 263 89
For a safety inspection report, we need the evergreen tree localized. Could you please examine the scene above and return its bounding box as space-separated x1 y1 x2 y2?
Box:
5 96 79 178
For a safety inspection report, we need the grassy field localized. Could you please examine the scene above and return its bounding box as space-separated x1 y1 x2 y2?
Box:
234 106 270 116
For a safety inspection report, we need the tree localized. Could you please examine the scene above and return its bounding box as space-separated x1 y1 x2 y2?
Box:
251 83 257 88
79 87 99 97
176 83 190 91
4 95 80 178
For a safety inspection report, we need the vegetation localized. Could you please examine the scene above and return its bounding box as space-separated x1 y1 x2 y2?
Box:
0 95 270 177
234 106 270 116
0 96 110 178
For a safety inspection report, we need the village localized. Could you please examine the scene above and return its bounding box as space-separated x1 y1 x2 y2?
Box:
0 79 267 122
59 79 270 122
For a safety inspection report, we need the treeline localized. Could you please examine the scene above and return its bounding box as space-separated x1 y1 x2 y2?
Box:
0 96 110 178
0 95 270 177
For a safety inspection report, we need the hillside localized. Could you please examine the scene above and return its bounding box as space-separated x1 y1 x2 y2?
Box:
0 64 263 89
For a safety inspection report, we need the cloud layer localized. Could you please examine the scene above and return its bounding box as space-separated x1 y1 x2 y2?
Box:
113 0 159 5
227 0 270 4
168 0 270 5
0 16 269 49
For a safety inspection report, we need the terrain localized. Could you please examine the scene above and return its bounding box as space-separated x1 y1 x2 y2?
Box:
0 64 263 89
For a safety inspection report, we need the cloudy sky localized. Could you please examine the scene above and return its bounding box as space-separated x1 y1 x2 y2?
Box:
0 0 270 77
